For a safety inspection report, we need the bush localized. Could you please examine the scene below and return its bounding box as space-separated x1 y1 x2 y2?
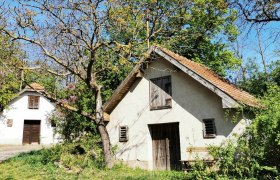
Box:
40 134 104 172
209 85 280 179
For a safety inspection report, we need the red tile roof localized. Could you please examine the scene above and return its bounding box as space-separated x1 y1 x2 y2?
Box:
156 46 260 107
27 83 45 91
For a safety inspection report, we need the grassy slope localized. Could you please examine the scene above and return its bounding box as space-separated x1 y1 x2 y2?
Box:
0 150 189 180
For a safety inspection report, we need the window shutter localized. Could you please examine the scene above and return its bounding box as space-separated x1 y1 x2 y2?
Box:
203 119 216 138
150 78 161 108
162 76 172 106
119 126 128 142
28 96 40 109
34 96 40 109
150 76 172 110
28 96 33 108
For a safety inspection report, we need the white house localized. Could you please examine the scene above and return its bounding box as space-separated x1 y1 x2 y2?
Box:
0 83 59 145
105 46 259 170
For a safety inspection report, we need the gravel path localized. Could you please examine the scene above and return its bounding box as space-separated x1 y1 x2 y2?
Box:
0 145 48 162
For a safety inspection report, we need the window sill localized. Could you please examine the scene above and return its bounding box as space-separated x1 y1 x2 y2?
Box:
150 105 172 111
119 140 128 142
203 135 216 139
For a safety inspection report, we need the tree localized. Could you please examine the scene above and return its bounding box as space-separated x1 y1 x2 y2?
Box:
108 0 241 76
0 0 133 168
0 34 24 109
232 0 280 23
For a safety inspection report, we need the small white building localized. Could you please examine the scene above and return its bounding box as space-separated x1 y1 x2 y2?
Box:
0 83 59 145
105 46 259 170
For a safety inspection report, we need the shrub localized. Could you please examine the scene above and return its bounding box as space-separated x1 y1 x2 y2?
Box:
209 85 280 179
39 134 104 172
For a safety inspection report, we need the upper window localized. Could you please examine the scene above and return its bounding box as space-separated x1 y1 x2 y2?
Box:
28 96 40 109
203 119 216 138
150 76 172 110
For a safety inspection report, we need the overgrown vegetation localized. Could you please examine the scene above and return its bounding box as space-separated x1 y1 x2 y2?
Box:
39 135 104 172
209 85 280 179
0 146 218 180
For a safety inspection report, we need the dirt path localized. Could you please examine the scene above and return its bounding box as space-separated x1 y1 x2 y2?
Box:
0 145 49 162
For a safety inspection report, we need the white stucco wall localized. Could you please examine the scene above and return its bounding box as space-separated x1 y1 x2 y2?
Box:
0 92 59 145
107 58 247 170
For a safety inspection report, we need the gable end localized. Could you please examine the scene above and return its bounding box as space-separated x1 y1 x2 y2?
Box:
153 47 240 108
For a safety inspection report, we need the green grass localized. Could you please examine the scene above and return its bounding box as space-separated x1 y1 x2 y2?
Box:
0 150 192 180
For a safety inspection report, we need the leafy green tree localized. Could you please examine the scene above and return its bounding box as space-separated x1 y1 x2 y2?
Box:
108 0 241 75
237 60 280 96
0 34 24 109
252 85 280 171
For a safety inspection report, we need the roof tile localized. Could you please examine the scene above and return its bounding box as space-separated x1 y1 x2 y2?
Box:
26 83 45 91
157 46 260 107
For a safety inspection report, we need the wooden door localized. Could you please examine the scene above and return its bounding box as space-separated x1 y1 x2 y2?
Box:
150 123 181 170
23 120 41 144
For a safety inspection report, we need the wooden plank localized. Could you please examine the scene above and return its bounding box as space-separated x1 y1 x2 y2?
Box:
186 147 209 152
151 124 167 170
165 138 170 170
103 112 110 121
30 123 40 144
23 124 31 144
150 78 160 108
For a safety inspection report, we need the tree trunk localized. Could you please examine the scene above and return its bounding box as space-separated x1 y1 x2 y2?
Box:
256 27 268 79
95 87 114 168
98 123 114 168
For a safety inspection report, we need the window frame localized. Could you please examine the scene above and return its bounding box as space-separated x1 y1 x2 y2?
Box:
149 76 172 110
119 126 128 142
202 118 216 139
28 95 40 109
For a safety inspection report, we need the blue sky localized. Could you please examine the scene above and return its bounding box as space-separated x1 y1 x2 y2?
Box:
239 22 280 63
4 0 280 78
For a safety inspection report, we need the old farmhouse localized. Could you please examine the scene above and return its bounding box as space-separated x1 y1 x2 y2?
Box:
105 45 259 170
0 83 59 145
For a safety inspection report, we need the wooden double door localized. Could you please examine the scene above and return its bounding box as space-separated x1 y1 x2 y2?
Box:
150 123 181 170
22 120 41 144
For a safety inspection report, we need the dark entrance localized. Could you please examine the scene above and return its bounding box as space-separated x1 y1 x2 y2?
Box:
22 120 41 144
149 123 181 170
